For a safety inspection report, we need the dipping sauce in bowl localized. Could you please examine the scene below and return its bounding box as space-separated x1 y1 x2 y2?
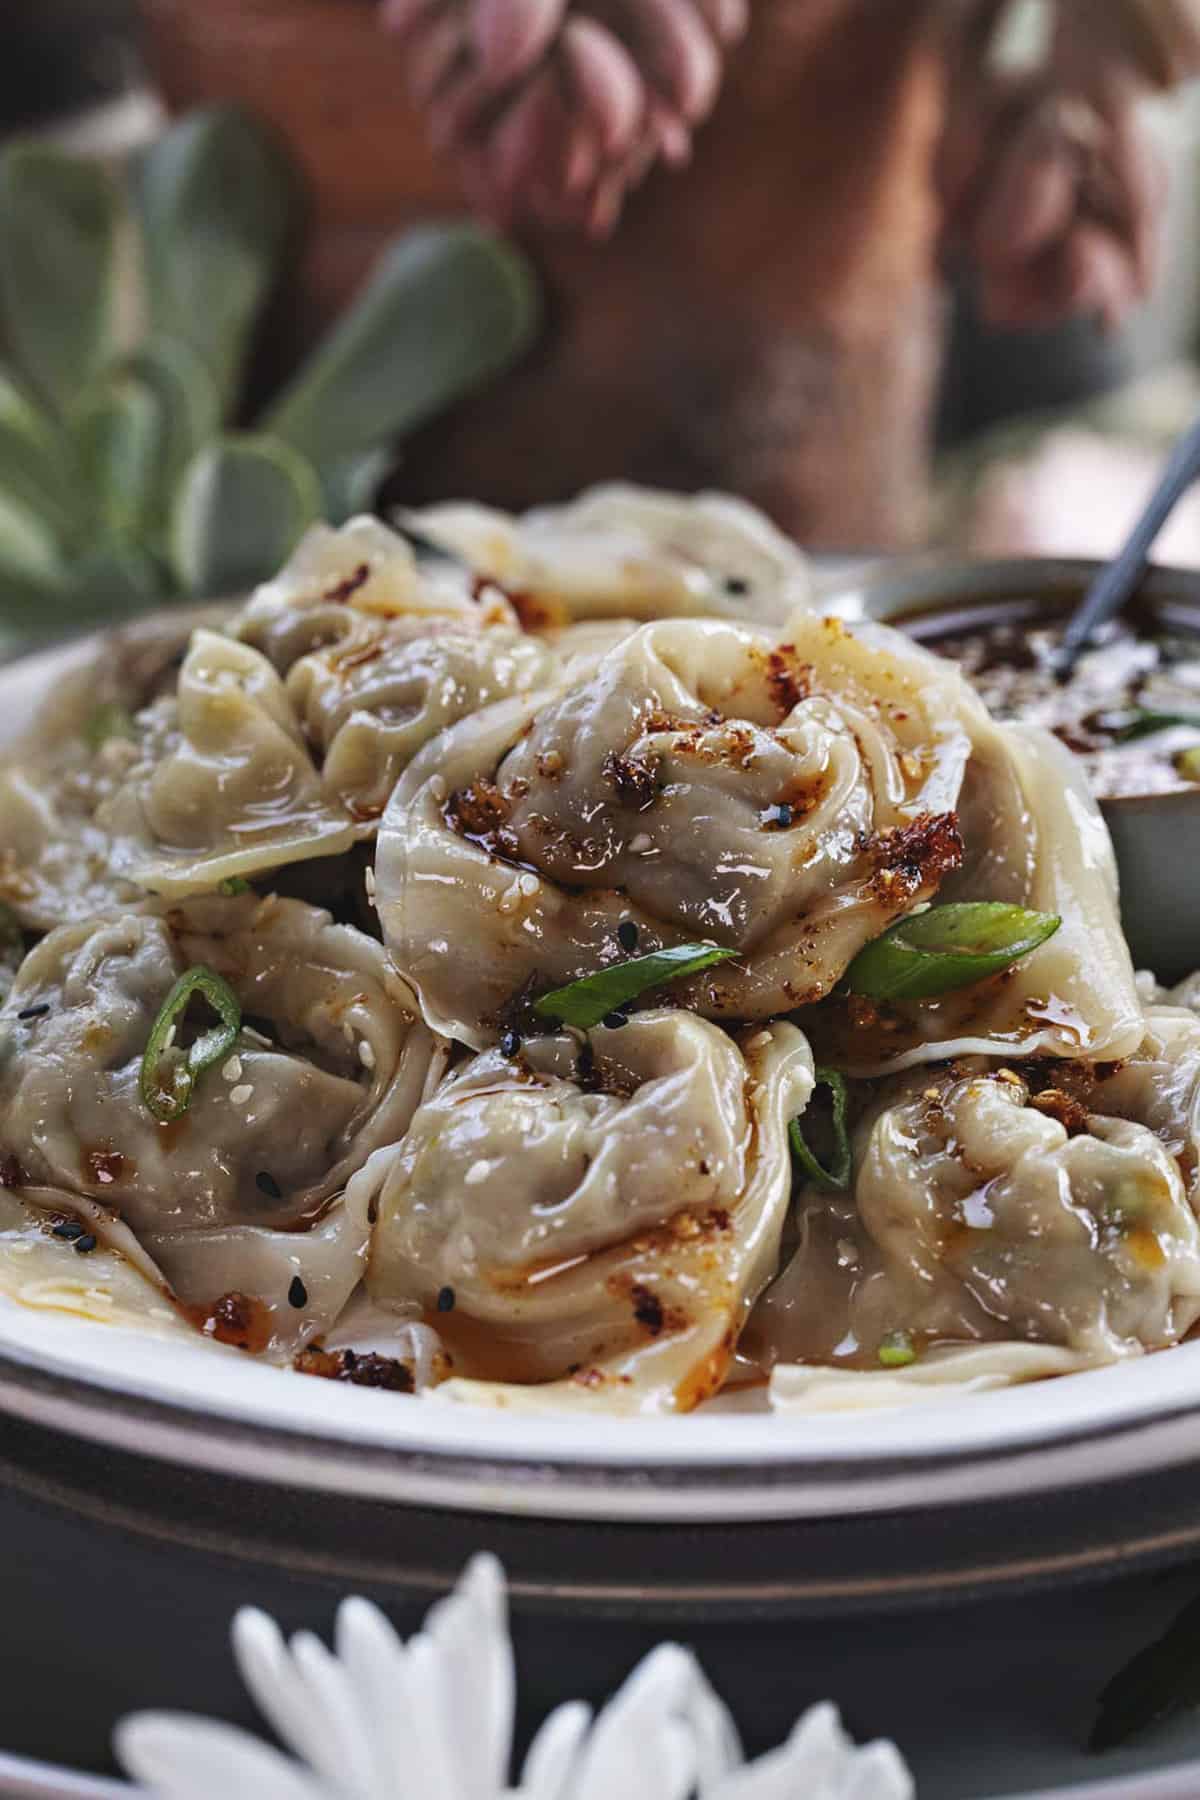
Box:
902 593 1200 799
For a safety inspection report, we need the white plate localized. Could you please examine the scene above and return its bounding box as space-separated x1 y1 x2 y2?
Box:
5 622 1200 1533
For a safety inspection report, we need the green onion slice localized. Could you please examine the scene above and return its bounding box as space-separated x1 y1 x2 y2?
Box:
140 963 242 1123
843 902 1061 1003
84 702 136 751
877 1330 916 1369
217 875 250 896
1116 708 1200 742
532 944 738 1031
789 1066 851 1192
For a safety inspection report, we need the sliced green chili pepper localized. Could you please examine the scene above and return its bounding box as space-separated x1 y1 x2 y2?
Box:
789 1066 851 1192
533 944 738 1032
84 702 136 751
843 903 1061 1003
139 963 242 1123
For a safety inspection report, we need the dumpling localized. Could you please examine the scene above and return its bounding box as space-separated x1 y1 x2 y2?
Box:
98 630 359 896
0 893 448 1354
808 722 1144 1072
400 482 813 628
376 614 975 1046
285 625 558 823
0 1186 193 1339
362 1012 814 1413
230 514 510 674
752 1054 1200 1380
0 608 223 929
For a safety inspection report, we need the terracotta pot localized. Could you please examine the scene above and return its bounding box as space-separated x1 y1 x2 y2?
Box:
137 0 947 547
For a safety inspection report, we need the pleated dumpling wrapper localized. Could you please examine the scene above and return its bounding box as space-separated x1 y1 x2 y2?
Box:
376 611 1141 1063
400 482 814 628
758 1014 1200 1410
362 1011 814 1413
0 892 449 1356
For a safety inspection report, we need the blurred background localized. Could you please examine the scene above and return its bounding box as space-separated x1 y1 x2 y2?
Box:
6 0 1200 612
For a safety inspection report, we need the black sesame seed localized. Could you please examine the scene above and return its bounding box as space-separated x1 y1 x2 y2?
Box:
255 1170 283 1200
763 802 793 829
436 1285 456 1313
724 576 750 596
52 1221 84 1242
602 1011 629 1029
73 1234 97 1255
288 1276 308 1309
617 921 639 952
500 1030 521 1058
343 1347 358 1370
17 1004 49 1021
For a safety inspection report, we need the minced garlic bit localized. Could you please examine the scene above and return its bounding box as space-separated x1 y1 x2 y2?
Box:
629 832 654 854
836 1237 860 1269
464 1160 491 1186
228 1083 253 1106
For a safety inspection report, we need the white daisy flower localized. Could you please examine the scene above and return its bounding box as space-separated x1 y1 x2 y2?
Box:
115 1555 913 1799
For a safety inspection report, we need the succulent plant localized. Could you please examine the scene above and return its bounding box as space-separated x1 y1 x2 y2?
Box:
0 106 540 643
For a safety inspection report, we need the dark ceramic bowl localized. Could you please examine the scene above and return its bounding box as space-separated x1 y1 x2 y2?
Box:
831 556 1200 984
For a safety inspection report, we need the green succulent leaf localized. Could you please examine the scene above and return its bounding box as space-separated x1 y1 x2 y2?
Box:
72 372 163 544
170 433 321 598
262 224 540 466
66 542 164 625
0 365 82 543
0 143 123 416
119 335 222 502
319 445 394 525
843 903 1062 1002
134 106 296 408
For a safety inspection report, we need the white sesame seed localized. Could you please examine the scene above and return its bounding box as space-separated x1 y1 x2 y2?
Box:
242 1026 273 1049
464 1160 491 1186
161 1024 177 1050
229 1083 253 1105
497 880 523 916
358 1039 376 1070
364 866 377 901
836 1238 860 1268
629 832 653 854
518 872 539 897
746 1030 772 1049
85 1287 114 1305
221 1054 243 1082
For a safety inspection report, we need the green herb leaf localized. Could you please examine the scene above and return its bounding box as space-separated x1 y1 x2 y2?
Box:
84 703 136 752
843 903 1061 1003
217 876 250 897
533 944 738 1031
262 223 540 466
63 542 164 630
134 107 296 408
1117 709 1200 741
1091 1594 1200 1751
0 144 123 416
140 963 242 1124
169 433 322 597
789 1066 851 1192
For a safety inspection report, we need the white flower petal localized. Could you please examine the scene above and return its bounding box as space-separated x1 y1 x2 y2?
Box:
678 1654 743 1789
569 1644 698 1800
290 1630 379 1795
838 1741 916 1800
335 1597 417 1800
515 1700 592 1800
420 1553 515 1796
233 1608 335 1778
115 1713 325 1800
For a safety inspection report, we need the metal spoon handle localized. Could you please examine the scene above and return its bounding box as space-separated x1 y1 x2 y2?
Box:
1056 412 1200 675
